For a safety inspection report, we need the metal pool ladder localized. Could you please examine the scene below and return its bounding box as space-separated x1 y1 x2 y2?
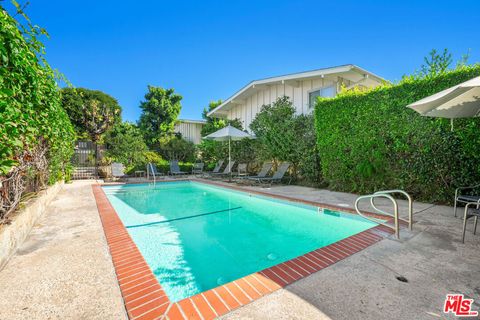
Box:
354 190 413 239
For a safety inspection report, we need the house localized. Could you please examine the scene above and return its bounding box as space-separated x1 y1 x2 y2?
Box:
207 64 385 130
174 119 206 144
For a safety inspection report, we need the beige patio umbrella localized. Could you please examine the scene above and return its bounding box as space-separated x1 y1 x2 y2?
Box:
407 76 480 123
203 125 255 180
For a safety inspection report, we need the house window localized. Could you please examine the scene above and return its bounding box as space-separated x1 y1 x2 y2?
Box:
309 85 336 109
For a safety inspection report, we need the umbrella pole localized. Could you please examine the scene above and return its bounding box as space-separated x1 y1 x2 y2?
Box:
229 137 232 182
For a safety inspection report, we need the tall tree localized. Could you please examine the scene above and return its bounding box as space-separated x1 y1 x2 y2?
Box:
201 100 242 135
60 88 122 141
138 86 182 148
250 96 319 179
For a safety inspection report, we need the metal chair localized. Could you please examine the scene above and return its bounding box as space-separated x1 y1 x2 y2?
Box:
462 202 479 243
111 162 129 181
192 163 204 176
235 163 248 178
169 160 187 176
454 184 480 217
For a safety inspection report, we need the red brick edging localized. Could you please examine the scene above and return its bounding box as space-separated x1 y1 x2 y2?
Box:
92 183 393 320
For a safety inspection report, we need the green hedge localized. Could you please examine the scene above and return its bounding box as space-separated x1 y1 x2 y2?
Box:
314 65 480 203
0 7 74 181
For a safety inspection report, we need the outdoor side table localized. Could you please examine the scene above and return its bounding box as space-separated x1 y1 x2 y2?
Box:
135 170 145 177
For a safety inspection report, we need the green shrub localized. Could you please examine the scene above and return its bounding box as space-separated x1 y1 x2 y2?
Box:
0 6 74 220
250 96 321 183
158 135 196 162
104 122 149 172
314 64 480 203
0 7 74 180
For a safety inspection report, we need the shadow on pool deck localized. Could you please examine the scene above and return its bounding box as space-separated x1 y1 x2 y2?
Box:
217 183 480 320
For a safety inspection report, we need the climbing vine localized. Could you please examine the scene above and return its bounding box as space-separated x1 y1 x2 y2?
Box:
0 3 75 222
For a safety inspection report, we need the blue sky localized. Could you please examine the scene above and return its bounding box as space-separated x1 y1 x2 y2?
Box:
12 0 480 121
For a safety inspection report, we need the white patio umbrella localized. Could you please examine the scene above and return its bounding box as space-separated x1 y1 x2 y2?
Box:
203 125 255 180
407 76 480 128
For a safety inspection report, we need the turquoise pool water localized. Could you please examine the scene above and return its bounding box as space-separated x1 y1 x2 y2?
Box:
103 181 376 302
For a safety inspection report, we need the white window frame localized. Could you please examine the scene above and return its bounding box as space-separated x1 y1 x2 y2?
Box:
308 85 336 109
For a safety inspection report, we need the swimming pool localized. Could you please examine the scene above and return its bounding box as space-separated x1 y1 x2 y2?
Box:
103 181 377 302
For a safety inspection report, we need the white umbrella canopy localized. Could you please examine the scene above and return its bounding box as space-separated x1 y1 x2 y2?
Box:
203 125 255 141
407 76 480 118
203 125 256 179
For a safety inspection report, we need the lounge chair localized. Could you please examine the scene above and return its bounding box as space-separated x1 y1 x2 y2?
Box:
238 162 273 180
454 184 480 217
247 162 291 185
111 162 129 181
169 160 187 176
202 160 224 177
192 162 204 175
146 163 163 180
209 160 235 178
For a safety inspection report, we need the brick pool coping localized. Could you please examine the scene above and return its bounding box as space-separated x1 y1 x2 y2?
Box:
92 181 395 320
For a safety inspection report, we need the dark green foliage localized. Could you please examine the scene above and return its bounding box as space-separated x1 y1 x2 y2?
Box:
158 135 196 162
138 86 182 148
60 87 122 141
314 64 480 203
0 5 74 180
198 99 245 166
104 122 148 171
250 97 320 182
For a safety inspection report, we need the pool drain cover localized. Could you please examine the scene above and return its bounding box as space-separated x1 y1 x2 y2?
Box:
267 253 277 261
396 276 408 283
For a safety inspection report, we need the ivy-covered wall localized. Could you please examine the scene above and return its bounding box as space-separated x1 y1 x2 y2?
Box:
314 65 480 203
0 6 75 220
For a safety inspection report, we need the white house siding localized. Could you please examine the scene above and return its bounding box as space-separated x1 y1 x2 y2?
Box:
174 121 204 144
228 78 337 131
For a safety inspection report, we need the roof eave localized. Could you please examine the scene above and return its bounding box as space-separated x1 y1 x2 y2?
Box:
207 64 387 117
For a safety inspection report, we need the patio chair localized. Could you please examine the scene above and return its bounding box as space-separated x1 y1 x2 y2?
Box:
209 160 235 178
146 163 163 180
169 160 187 176
238 162 273 180
202 160 224 177
453 184 480 217
461 201 480 243
192 162 204 175
111 162 129 181
248 162 291 185
234 163 248 178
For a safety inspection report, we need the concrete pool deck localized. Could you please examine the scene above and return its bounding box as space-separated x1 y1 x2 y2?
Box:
0 179 479 319
0 180 127 320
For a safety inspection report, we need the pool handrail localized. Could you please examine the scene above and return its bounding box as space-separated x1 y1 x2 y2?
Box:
148 163 156 186
370 190 413 231
355 193 400 239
